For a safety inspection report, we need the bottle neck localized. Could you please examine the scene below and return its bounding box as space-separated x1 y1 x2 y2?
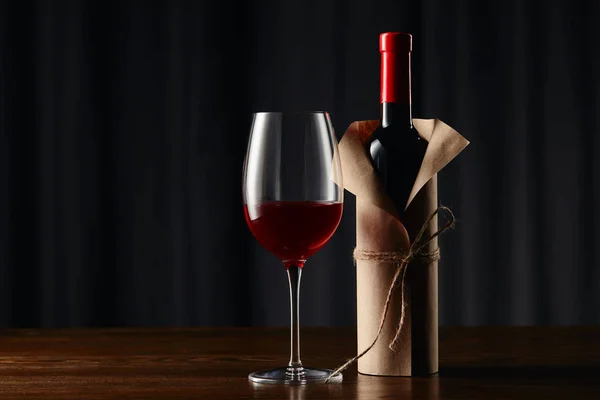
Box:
380 51 412 128
381 103 412 129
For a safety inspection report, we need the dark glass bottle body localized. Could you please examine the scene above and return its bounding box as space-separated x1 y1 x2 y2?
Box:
369 101 427 218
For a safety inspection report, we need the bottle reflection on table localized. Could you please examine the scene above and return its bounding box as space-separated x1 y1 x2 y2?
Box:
356 373 440 400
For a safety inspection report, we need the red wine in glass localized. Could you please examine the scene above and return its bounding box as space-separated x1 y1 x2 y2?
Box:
244 201 343 266
242 112 344 384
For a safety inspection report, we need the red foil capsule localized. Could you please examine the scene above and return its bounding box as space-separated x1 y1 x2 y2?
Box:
380 32 412 105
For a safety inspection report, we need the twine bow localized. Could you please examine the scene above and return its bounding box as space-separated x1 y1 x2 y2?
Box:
325 206 456 382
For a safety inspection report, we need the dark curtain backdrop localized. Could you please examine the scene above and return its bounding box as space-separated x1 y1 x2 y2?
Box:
1 0 599 328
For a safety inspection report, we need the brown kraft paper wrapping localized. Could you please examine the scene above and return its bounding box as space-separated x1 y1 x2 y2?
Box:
338 119 469 376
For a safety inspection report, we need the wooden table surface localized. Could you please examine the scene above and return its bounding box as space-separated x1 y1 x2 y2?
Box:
0 327 599 399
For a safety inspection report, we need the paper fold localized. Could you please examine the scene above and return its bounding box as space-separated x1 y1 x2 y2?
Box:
408 119 470 208
339 119 470 215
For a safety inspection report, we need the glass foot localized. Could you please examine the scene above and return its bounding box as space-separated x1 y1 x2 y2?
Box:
248 366 343 385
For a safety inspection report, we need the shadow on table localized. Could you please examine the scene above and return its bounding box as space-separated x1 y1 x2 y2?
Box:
440 365 599 381
250 378 438 400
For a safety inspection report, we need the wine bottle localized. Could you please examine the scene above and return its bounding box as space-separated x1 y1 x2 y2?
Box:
369 32 427 219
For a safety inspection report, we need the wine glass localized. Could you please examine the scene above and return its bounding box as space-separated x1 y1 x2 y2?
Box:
242 112 344 384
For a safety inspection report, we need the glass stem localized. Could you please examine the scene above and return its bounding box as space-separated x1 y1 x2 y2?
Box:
287 264 303 369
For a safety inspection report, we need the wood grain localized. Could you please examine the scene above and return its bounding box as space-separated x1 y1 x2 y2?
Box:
0 327 598 399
